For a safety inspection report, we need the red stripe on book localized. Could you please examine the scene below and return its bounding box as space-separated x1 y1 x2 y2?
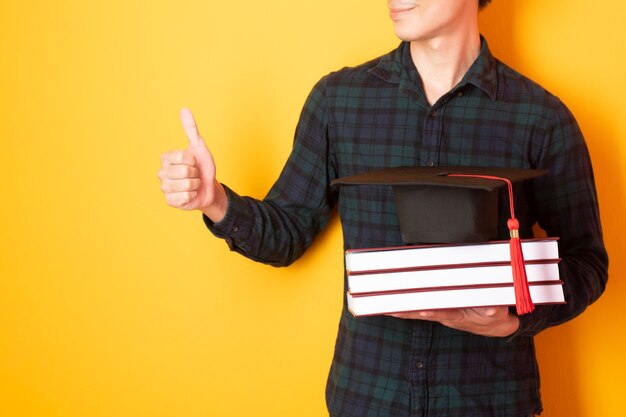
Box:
348 280 563 298
345 237 559 254
347 258 561 276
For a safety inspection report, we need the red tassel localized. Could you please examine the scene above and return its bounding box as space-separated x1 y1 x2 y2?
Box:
448 173 535 315
508 219 534 315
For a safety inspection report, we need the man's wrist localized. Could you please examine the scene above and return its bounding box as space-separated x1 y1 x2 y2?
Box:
201 181 228 223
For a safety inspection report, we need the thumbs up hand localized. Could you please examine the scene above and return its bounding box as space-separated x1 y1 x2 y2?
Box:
158 108 228 222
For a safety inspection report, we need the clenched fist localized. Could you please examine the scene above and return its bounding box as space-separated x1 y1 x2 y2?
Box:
158 108 228 222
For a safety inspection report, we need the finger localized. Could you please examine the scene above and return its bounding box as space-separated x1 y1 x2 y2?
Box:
417 310 436 319
471 307 500 317
165 191 198 208
180 107 203 147
387 310 440 320
160 178 202 194
158 165 199 180
418 309 464 322
161 150 195 166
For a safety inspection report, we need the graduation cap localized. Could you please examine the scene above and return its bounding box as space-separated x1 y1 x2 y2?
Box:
331 166 548 315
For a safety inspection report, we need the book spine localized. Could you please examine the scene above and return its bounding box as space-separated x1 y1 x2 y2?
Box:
347 260 561 294
347 258 560 276
347 281 565 317
346 240 559 273
349 280 562 298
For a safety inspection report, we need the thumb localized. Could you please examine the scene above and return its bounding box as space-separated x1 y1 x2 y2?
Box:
180 107 204 148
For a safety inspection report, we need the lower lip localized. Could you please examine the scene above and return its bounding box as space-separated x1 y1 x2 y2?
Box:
389 7 415 20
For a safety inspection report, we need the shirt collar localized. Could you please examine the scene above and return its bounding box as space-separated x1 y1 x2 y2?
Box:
369 36 498 101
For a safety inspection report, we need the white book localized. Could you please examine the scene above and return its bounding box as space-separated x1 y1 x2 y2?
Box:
346 282 565 317
345 238 559 274
348 261 560 295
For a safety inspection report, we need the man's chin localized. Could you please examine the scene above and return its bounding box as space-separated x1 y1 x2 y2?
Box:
391 22 424 42
393 28 420 43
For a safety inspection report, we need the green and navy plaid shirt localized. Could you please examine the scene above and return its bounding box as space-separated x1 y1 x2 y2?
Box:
205 39 608 417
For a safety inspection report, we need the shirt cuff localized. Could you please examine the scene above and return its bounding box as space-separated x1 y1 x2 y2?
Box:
202 184 254 254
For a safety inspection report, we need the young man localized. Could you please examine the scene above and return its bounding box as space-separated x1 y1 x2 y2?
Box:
158 1 608 416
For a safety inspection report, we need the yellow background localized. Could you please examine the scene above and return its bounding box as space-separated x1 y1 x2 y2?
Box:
1 1 624 416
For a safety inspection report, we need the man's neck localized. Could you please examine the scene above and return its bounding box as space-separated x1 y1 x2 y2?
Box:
410 31 481 106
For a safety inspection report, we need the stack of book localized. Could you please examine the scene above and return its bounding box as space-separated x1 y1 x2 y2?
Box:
345 238 565 317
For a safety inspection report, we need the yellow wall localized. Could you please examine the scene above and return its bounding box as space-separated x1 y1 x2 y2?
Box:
0 1 623 416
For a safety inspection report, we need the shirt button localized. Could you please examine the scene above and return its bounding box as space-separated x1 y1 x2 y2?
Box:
431 110 438 118
232 226 240 233
415 361 424 369
457 91 463 97
426 160 434 167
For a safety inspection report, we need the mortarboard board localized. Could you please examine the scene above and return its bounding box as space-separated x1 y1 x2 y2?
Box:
331 166 549 314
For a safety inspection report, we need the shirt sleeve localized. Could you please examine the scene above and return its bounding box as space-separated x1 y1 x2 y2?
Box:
203 75 338 267
512 96 609 338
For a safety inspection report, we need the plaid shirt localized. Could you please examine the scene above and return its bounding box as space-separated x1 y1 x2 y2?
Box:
205 39 608 417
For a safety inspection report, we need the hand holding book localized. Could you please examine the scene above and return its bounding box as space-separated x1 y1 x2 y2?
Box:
388 306 520 338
